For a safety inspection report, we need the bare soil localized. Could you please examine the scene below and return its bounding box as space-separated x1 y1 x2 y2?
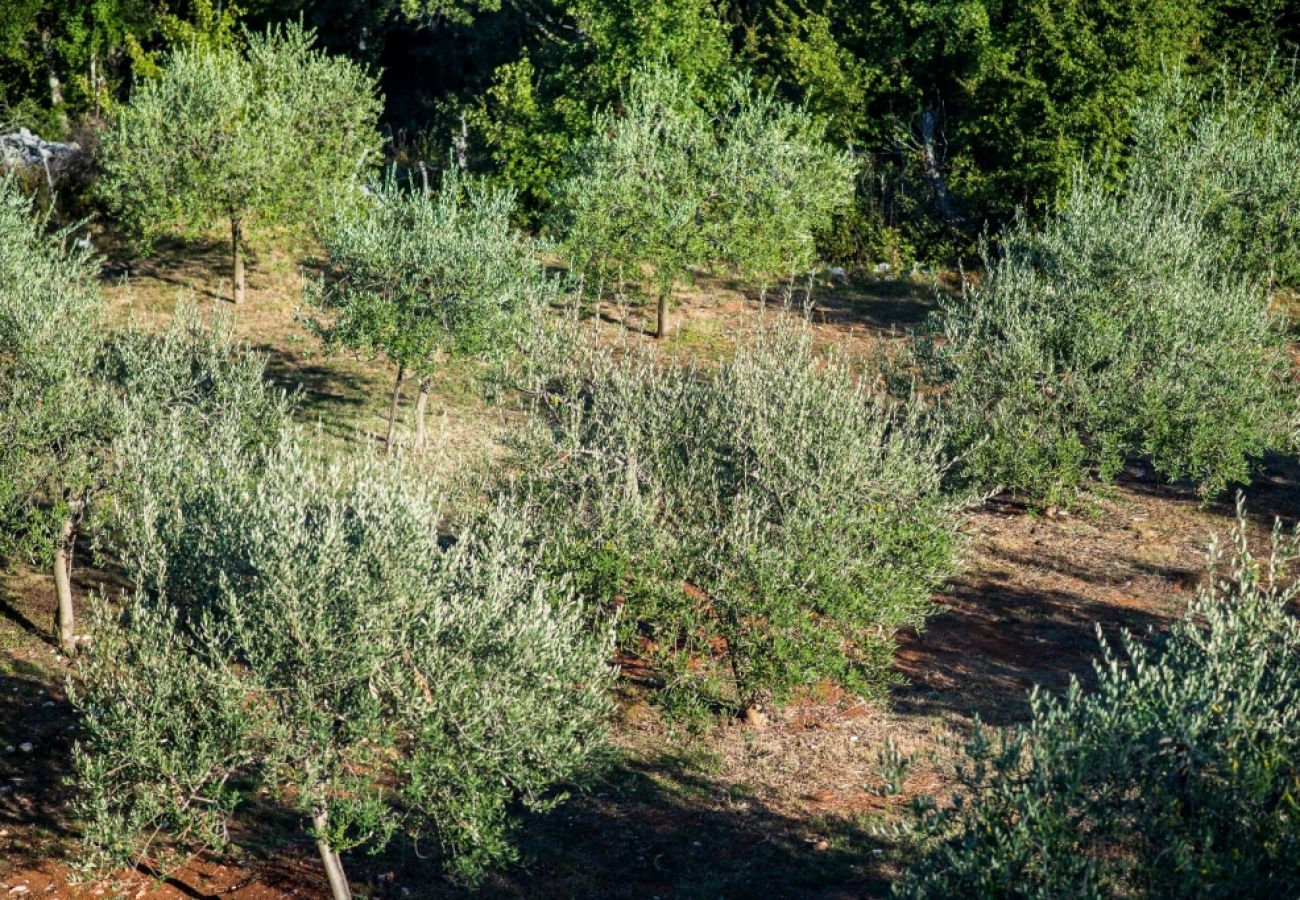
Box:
2 241 1296 898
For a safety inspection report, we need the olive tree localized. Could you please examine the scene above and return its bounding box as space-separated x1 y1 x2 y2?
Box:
896 497 1300 897
0 172 286 657
99 22 381 304
73 437 614 897
555 64 714 339
554 63 853 338
710 84 856 289
307 164 553 452
920 173 1295 505
0 175 106 656
504 322 966 716
1130 69 1300 289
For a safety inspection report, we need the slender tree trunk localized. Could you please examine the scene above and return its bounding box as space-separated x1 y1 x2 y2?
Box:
40 28 62 107
917 111 963 226
231 217 245 304
311 808 352 900
453 110 470 172
413 376 430 451
385 363 406 454
655 290 669 340
53 508 78 656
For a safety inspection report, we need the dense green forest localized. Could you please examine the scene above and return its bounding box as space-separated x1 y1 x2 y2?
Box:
4 0 1297 261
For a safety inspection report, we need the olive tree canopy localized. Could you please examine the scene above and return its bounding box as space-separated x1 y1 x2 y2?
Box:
100 22 382 304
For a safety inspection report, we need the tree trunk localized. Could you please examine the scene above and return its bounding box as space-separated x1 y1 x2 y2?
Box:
385 363 406 454
311 808 352 900
655 290 669 340
53 510 77 656
413 376 430 451
231 217 245 304
40 29 63 107
917 111 963 226
454 110 470 172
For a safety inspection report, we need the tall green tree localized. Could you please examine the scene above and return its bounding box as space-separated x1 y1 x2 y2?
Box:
308 164 553 451
752 0 1206 247
555 62 853 338
99 22 381 304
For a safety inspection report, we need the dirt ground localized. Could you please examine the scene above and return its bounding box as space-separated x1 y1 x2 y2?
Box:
2 243 1296 898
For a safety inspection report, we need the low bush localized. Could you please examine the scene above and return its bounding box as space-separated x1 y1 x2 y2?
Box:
895 497 1300 897
73 437 614 892
503 323 967 716
920 176 1294 504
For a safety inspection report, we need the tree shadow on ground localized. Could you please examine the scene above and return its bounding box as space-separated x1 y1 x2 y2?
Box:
252 343 388 443
85 747 898 899
338 752 898 900
0 585 52 649
1113 454 1300 524
0 653 79 850
892 491 1186 728
801 279 939 336
96 233 237 303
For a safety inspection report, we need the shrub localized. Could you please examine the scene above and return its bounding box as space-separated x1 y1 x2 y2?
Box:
503 323 966 715
0 167 290 656
99 303 293 587
920 175 1294 504
73 436 614 895
1130 70 1300 289
894 496 1300 898
306 163 554 452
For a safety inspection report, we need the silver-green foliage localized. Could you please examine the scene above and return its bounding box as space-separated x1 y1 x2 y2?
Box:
100 303 294 582
921 176 1294 504
0 174 105 552
1130 70 1300 289
506 323 965 713
554 62 854 332
74 435 614 887
308 164 553 374
556 63 713 309
895 496 1300 898
99 22 381 247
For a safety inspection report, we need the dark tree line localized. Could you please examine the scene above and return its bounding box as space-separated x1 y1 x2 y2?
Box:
4 0 1298 261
